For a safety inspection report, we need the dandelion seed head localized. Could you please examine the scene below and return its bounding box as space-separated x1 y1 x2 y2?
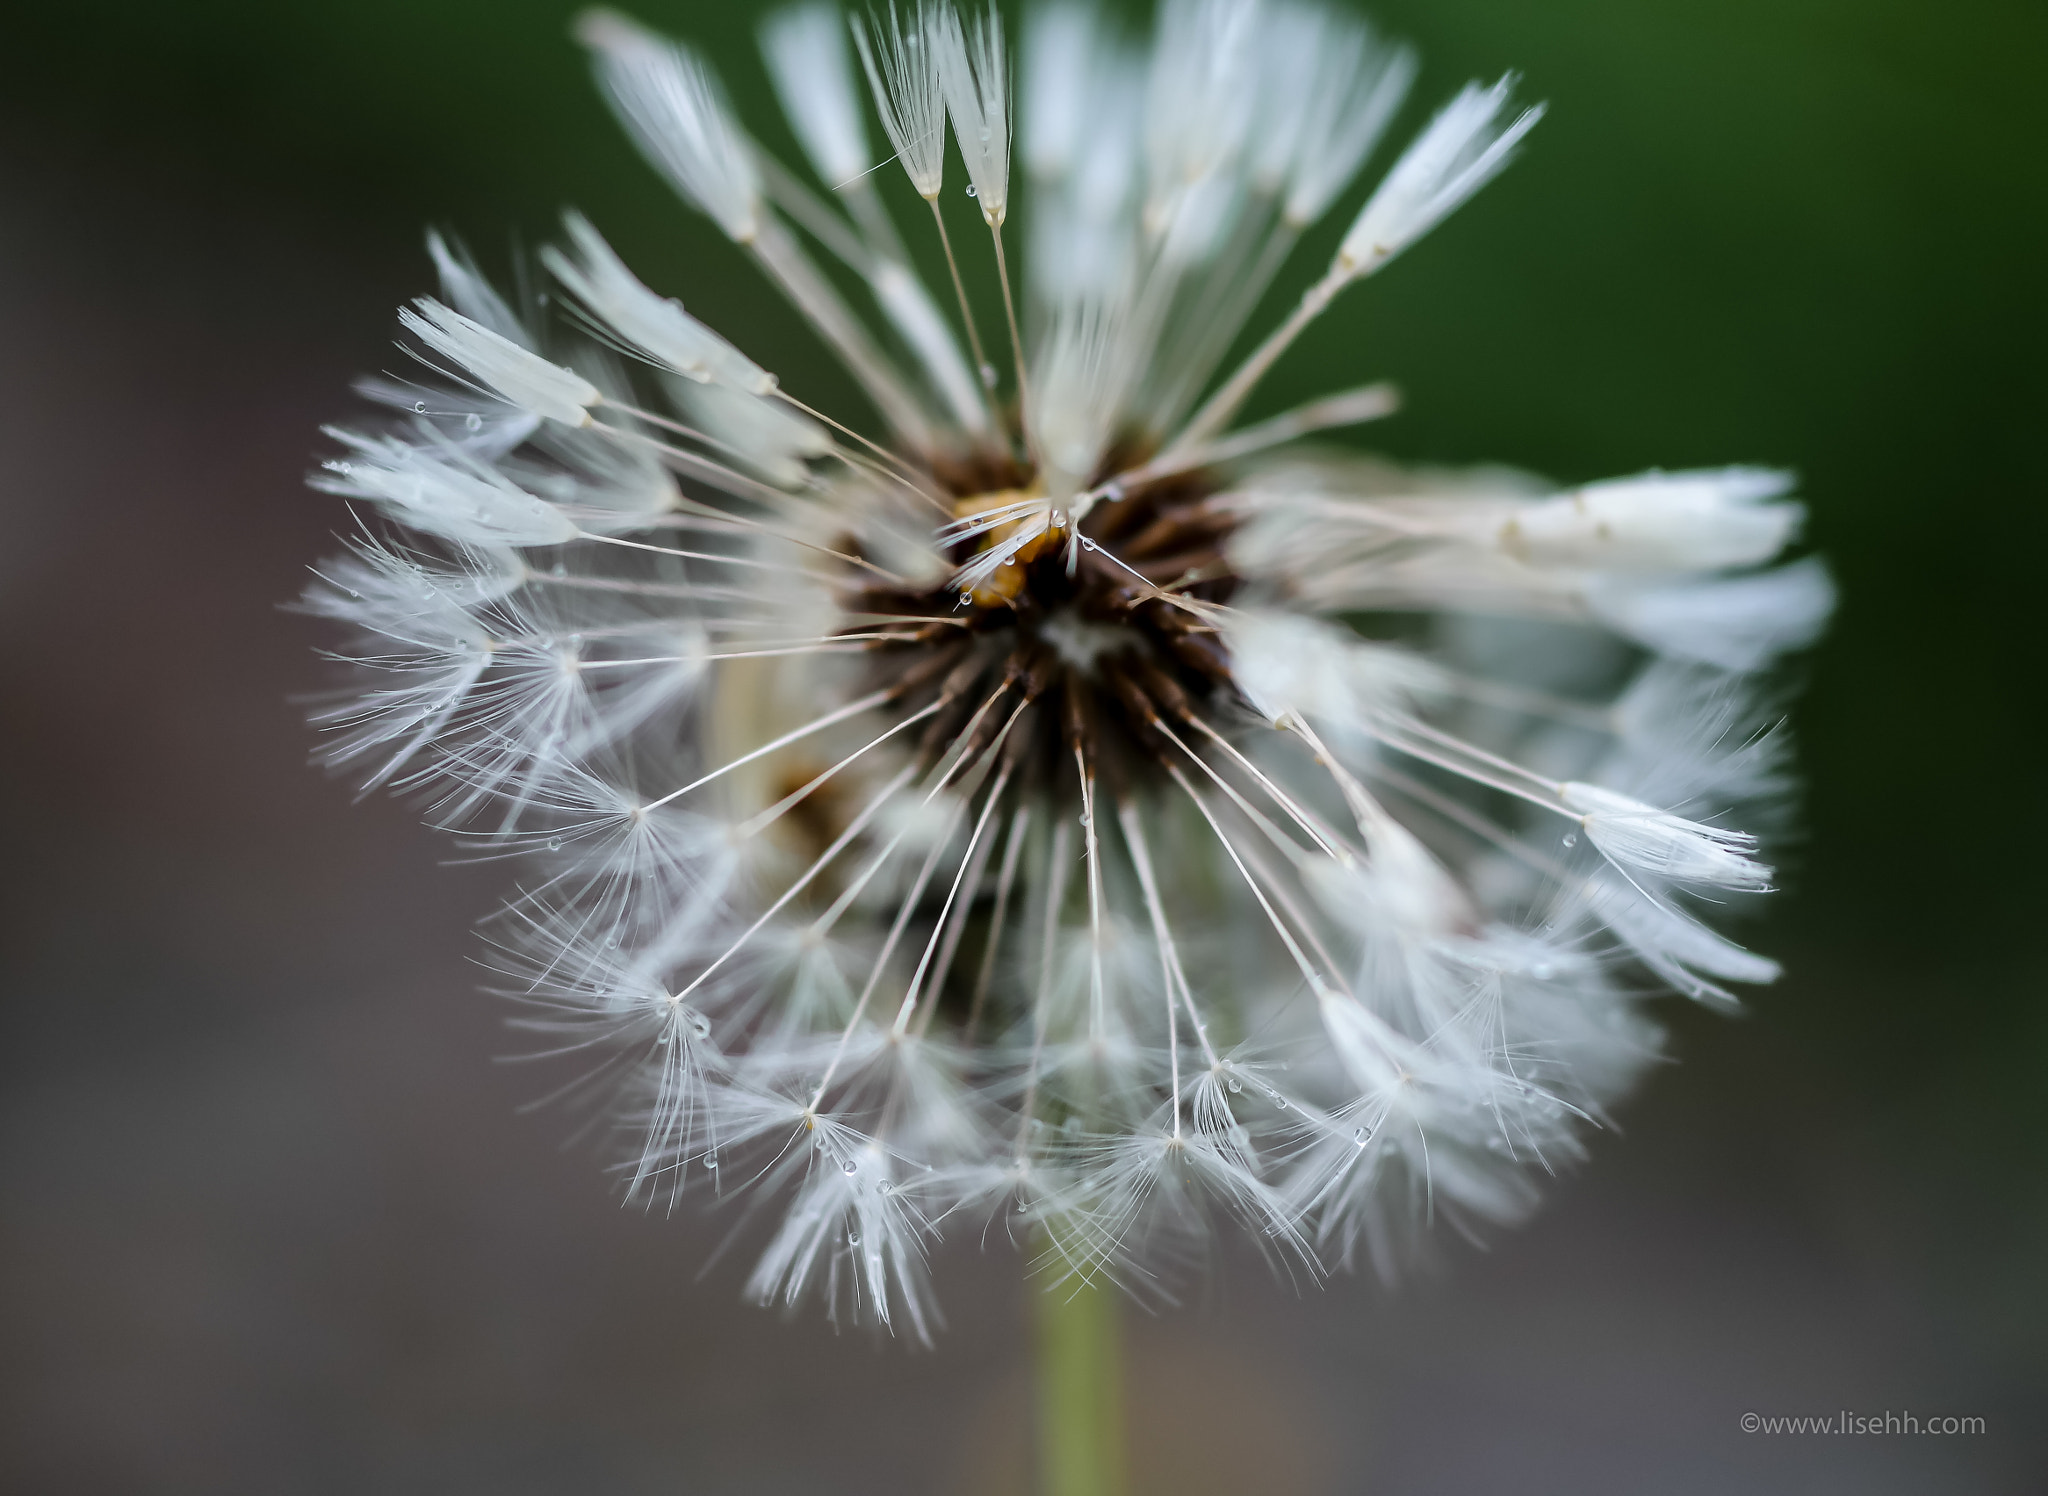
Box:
305 0 1829 1331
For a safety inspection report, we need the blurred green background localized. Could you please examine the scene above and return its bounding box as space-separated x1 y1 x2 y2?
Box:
0 0 2041 1491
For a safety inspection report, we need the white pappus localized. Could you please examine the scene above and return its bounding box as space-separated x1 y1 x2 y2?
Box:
304 0 1831 1338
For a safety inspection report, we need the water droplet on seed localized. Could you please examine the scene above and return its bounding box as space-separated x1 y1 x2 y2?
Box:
465 413 483 433
1226 1078 1242 1094
965 184 977 198
703 1151 719 1169
1353 1127 1371 1145
413 400 427 413
877 1181 893 1196
841 1158 859 1175
546 837 562 851
1561 831 1579 848
846 1229 860 1245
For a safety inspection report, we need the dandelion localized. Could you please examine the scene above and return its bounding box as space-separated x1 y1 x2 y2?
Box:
306 0 1830 1365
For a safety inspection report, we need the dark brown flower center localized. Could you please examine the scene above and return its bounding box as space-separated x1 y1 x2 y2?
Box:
842 468 1242 797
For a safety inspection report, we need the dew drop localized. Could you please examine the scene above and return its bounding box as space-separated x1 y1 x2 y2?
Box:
965 184 978 198
413 400 427 414
1226 1078 1242 1094
1353 1127 1371 1146
841 1158 859 1175
604 936 619 950
1562 831 1579 848
465 413 483 433
846 1229 860 1245
703 1152 719 1170
1273 1096 1289 1110
877 1181 893 1196
546 837 562 851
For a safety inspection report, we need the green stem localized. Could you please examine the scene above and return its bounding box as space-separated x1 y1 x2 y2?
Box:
1034 1273 1128 1496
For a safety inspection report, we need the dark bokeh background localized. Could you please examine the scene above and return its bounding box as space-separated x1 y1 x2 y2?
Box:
1 1 2042 1491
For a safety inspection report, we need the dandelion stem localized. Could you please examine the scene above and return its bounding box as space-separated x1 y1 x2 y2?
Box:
1035 1268 1129 1496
